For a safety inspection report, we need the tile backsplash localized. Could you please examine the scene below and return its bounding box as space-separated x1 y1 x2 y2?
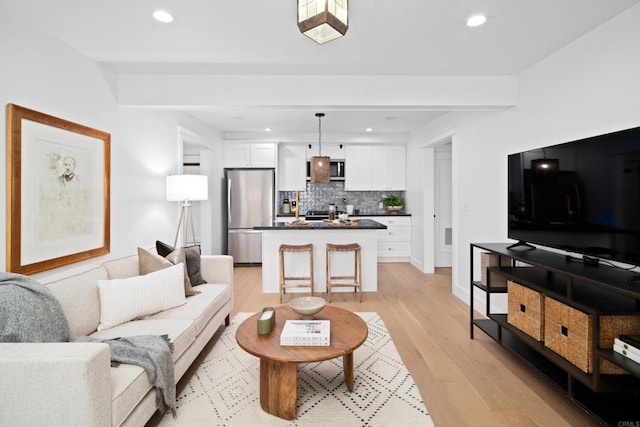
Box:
279 182 405 215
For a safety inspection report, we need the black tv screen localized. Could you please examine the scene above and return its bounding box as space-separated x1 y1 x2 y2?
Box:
508 126 640 265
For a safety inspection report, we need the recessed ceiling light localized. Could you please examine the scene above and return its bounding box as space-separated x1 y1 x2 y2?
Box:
365 128 373 132
153 10 174 23
265 128 272 132
466 14 487 27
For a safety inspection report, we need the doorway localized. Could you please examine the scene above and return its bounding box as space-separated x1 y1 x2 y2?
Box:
422 136 453 272
434 144 452 267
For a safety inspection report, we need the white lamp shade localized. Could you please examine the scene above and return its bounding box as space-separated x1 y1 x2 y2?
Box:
166 174 208 201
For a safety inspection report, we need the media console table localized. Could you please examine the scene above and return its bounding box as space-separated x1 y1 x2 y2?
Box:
470 243 640 425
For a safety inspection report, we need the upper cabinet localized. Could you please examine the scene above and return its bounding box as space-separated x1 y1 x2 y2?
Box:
344 146 373 190
345 145 406 191
224 143 276 168
278 144 306 191
306 143 345 160
372 146 406 191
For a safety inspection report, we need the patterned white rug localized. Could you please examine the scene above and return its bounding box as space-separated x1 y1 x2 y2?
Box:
159 312 434 426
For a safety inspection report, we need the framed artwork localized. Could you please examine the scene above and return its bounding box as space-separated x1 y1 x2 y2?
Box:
6 104 110 274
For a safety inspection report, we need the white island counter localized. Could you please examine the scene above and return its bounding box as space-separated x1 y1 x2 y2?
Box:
255 219 386 295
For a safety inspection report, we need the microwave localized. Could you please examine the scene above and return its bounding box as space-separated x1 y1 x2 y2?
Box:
306 160 345 181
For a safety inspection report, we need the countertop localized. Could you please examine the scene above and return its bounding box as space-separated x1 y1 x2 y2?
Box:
277 212 411 218
255 218 387 230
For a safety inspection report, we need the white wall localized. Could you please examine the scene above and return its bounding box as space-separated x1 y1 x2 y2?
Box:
0 5 223 280
408 115 462 273
409 4 640 305
179 126 225 255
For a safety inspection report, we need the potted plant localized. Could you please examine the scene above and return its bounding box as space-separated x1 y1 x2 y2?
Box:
382 195 404 214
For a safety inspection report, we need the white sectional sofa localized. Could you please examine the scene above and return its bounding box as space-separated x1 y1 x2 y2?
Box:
0 252 234 427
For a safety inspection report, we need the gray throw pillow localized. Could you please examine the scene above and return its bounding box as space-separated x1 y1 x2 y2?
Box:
156 241 207 286
165 248 200 296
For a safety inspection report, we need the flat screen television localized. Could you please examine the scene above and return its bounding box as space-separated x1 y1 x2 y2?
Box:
508 126 640 265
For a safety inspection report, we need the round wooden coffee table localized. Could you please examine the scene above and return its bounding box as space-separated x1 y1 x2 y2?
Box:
236 305 368 420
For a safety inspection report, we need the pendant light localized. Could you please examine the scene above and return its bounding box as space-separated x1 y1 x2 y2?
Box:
310 112 330 183
298 0 348 45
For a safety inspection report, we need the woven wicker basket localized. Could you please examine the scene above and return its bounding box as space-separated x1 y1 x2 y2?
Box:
544 296 640 374
480 252 511 286
544 297 592 372
507 281 544 341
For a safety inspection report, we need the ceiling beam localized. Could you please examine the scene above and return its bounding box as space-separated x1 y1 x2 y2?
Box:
116 74 517 110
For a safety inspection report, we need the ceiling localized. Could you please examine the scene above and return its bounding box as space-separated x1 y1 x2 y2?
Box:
3 0 639 136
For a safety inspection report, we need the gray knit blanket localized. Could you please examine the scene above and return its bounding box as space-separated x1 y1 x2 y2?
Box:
0 272 70 342
73 334 177 417
0 272 176 416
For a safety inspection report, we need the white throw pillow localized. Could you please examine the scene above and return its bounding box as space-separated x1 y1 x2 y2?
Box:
97 263 186 331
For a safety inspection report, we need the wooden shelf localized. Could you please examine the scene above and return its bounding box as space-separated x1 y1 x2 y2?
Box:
488 314 640 393
472 280 507 293
474 243 640 300
599 349 640 379
473 317 569 392
471 243 640 426
488 314 596 389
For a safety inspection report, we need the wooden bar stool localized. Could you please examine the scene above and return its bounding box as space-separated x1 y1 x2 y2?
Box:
326 243 362 302
279 244 314 302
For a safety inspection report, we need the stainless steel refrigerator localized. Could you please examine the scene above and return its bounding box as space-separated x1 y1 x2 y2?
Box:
224 168 275 264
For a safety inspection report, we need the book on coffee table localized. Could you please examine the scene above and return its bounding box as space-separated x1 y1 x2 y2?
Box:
280 320 330 346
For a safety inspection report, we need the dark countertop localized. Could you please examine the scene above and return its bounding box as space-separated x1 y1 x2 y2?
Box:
277 212 411 218
255 218 387 230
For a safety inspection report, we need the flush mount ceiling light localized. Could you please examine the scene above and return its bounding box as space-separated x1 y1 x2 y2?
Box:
466 14 487 27
153 9 174 23
298 0 348 45
310 113 330 183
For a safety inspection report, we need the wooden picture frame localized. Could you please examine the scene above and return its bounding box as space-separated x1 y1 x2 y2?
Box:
6 104 110 274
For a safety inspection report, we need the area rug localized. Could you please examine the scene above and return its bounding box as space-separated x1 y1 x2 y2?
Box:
159 312 433 426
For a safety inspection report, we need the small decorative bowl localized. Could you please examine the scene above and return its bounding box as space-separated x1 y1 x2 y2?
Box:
289 296 326 319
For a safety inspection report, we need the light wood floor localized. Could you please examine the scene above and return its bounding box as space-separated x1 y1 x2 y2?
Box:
154 262 599 426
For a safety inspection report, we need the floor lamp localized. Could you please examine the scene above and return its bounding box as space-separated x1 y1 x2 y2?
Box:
166 174 208 247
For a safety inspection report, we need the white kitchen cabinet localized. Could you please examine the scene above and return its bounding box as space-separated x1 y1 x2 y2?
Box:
344 146 373 190
224 144 249 167
278 144 306 191
360 216 412 262
306 143 345 160
372 146 406 190
224 143 276 168
345 145 406 191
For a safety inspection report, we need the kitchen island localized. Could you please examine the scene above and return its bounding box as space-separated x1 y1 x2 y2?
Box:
255 219 386 295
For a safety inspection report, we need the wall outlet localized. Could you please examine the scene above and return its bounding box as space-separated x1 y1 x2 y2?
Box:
378 202 384 209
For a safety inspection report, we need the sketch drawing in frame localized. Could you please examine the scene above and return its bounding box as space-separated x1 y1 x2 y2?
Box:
7 104 110 274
